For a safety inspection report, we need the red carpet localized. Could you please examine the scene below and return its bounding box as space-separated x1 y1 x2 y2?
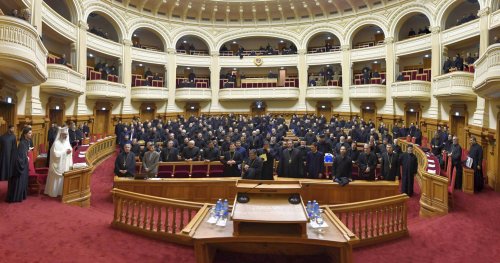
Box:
1 154 499 263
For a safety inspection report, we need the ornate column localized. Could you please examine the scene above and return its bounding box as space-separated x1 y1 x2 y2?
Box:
383 37 395 116
29 0 42 35
472 7 491 128
166 48 177 113
75 21 89 117
339 45 352 114
209 51 221 112
25 0 44 117
428 26 442 121
297 49 308 112
120 39 133 115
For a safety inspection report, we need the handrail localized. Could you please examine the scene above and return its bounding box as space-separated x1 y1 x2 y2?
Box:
326 194 409 247
111 188 208 245
398 139 449 216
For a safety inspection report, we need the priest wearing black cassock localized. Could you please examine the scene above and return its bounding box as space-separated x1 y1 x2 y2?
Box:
277 140 304 178
468 137 484 192
0 125 17 182
306 143 324 179
46 123 58 166
358 143 377 181
400 144 418 196
160 140 179 162
257 141 275 180
202 141 220 162
242 150 263 179
221 142 242 177
333 146 352 186
114 143 136 177
380 144 400 181
6 127 31 203
448 136 463 189
182 140 200 161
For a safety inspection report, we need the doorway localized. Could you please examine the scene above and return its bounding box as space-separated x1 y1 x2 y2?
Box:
316 102 332 120
251 101 266 117
451 115 466 147
185 103 200 117
94 109 110 136
0 102 15 135
140 107 155 122
405 110 419 126
49 109 64 126
361 106 376 125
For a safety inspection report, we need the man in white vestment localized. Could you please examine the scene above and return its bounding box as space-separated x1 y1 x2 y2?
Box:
44 127 73 197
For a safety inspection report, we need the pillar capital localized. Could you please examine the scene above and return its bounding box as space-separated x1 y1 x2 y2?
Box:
122 39 133 46
210 51 220 57
341 45 350 51
297 49 307 55
384 37 394 44
167 48 176 54
477 7 490 18
430 26 441 34
78 20 89 30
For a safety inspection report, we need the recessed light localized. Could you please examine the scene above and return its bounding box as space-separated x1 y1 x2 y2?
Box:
183 40 187 43
146 107 151 110
280 40 284 43
101 107 106 111
187 67 191 70
190 106 195 110
233 41 237 44
366 106 370 110
6 97 12 104
139 64 143 67
89 53 94 57
455 112 460 116
133 34 137 37
55 106 60 110
321 105 326 109
410 108 414 112
376 30 381 34
327 36 331 40
424 54 430 58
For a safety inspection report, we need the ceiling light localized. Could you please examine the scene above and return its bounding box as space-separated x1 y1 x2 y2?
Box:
410 108 414 112
376 30 381 34
424 54 430 58
280 40 284 43
321 105 326 109
139 63 143 67
101 107 106 111
146 107 151 110
6 97 12 104
226 7 230 12
55 106 60 110
190 106 195 110
183 40 187 43
233 68 237 71
366 106 370 110
327 36 331 40
233 41 237 44
455 112 460 116
374 61 378 64
278 5 282 11
326 65 330 67
201 4 205 11
89 53 94 57
175 0 179 6
133 34 137 37
240 7 243 13
187 67 191 70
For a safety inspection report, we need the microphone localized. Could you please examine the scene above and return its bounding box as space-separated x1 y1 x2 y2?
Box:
236 182 262 203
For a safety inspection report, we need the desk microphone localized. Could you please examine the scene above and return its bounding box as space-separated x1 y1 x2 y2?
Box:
236 182 262 203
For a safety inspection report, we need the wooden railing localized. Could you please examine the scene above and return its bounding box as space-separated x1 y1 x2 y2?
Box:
111 188 208 245
398 139 449 216
62 136 116 207
327 194 409 247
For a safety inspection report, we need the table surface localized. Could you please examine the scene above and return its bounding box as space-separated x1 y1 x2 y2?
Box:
232 194 308 223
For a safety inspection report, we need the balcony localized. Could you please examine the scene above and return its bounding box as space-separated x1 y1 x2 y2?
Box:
41 64 85 96
0 16 48 85
433 71 476 101
175 88 212 101
86 80 126 100
218 87 299 101
472 44 500 99
306 86 343 100
391 81 431 101
131 86 169 101
349 85 386 100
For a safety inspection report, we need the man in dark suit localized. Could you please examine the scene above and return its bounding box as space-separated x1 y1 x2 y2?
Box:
443 57 452 73
333 146 352 186
114 143 136 177
306 143 324 179
202 141 220 161
242 149 263 179
468 136 484 192
160 140 179 162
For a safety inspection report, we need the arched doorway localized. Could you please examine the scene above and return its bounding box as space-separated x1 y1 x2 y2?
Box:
316 102 332 120
46 97 65 126
361 102 377 126
404 103 421 127
93 102 112 136
0 81 17 135
449 104 468 149
251 101 266 117
140 103 156 122
185 103 200 117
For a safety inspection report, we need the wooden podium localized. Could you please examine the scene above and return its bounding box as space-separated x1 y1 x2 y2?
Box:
231 180 308 237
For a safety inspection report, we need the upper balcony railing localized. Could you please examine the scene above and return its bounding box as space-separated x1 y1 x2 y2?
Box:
131 47 168 65
87 33 123 58
306 86 343 100
432 71 476 101
175 87 212 101
131 86 169 101
41 2 77 41
351 44 386 62
218 87 299 101
41 64 85 96
391 81 431 101
0 16 48 85
472 43 500 99
86 80 126 100
442 19 480 46
219 54 298 68
349 84 386 100
395 34 431 56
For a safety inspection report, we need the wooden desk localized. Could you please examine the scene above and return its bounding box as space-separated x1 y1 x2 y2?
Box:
191 207 357 263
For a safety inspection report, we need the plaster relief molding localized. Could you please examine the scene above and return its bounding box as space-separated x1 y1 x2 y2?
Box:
131 48 168 65
86 33 123 57
306 52 342 65
384 37 394 45
395 34 432 56
341 45 351 52
41 3 77 41
351 45 386 62
442 20 479 45
218 87 299 101
175 88 212 101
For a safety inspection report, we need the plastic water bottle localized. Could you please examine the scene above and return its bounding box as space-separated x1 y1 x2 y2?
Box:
214 199 222 219
313 200 320 218
306 201 313 218
222 199 229 218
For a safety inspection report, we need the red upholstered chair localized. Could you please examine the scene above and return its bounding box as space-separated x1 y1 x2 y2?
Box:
173 164 190 178
355 79 361 85
191 163 209 178
406 135 412 142
157 164 174 178
38 144 47 155
208 163 224 177
27 151 48 195
404 75 411 81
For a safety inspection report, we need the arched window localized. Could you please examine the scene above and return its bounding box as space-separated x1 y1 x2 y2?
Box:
306 32 341 53
44 0 76 24
176 35 210 56
132 28 165 52
351 25 385 49
395 13 431 41
443 0 480 30
87 12 121 42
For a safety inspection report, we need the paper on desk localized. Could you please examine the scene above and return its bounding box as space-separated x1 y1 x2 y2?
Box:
216 218 228 227
207 216 218 224
428 169 436 174
310 221 329 229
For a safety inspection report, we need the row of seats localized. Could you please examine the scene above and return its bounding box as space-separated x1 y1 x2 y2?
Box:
401 68 431 82
308 46 341 53
47 54 73 69
86 66 119 82
131 74 164 87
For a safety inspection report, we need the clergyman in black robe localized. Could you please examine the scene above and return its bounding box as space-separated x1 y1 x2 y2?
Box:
6 127 31 203
257 141 275 180
358 144 377 180
221 143 242 177
306 143 324 179
277 140 304 178
400 144 418 196
380 144 400 181
0 125 17 181
468 137 484 192
242 150 263 179
46 123 57 166
114 143 136 177
449 137 463 189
